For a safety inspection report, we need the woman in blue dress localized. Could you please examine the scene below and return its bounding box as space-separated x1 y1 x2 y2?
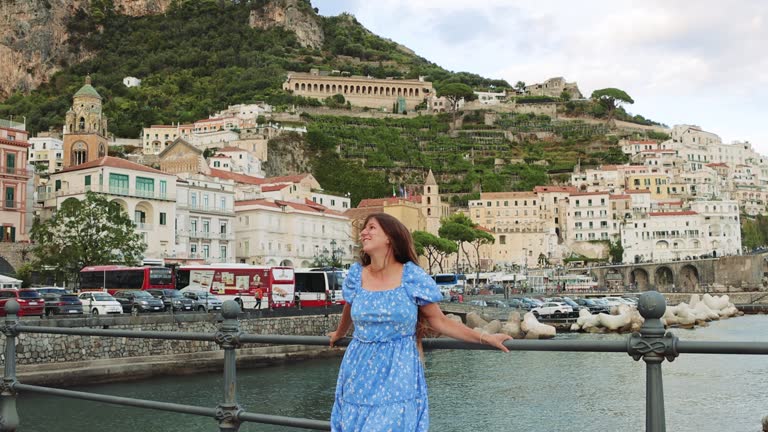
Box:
328 213 512 431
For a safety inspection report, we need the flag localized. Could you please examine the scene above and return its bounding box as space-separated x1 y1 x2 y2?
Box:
392 184 396 197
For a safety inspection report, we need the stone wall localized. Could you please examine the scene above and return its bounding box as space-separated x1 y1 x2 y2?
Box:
0 312 341 366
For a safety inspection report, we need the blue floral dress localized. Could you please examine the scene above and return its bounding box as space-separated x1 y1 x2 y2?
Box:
331 261 443 431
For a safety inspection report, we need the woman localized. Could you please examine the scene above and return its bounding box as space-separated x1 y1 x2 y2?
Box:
328 213 511 431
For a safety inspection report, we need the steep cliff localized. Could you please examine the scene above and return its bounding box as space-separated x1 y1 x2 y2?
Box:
248 0 324 50
0 0 173 100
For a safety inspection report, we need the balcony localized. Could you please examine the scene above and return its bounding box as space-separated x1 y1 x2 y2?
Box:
0 165 32 178
37 184 175 203
134 222 154 231
176 202 235 216
3 200 23 210
188 231 234 241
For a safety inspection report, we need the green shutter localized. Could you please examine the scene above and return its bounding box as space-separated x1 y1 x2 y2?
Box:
84 175 91 186
4 187 14 208
55 180 61 191
6 153 15 170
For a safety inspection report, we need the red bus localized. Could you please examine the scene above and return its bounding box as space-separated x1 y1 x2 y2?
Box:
175 264 295 309
79 265 175 294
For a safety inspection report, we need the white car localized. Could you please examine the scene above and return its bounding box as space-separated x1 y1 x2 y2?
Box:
531 301 573 317
77 292 123 315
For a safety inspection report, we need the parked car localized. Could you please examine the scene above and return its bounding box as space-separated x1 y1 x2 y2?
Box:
468 299 488 307
77 291 123 315
30 287 83 316
506 298 527 309
562 297 586 316
600 297 627 308
113 290 165 313
147 289 195 312
574 298 610 314
0 289 45 317
486 299 509 308
180 289 223 312
531 301 573 318
520 297 543 309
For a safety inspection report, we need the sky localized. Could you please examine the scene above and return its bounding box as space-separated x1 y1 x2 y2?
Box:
313 0 768 153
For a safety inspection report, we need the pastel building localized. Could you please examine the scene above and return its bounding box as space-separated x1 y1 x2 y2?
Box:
28 134 64 173
0 120 31 242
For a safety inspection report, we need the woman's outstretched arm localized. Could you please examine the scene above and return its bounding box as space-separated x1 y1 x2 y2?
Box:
328 303 353 347
419 303 512 352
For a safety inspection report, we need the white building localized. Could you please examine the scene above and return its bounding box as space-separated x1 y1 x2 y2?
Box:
621 200 741 263
28 135 63 173
39 156 178 259
235 198 352 267
473 91 506 105
123 77 141 88
212 103 272 128
172 173 237 264
566 191 616 242
208 146 264 177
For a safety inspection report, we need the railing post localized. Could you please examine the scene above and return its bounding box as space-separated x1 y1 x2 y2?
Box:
627 291 679 432
0 300 20 432
214 301 243 432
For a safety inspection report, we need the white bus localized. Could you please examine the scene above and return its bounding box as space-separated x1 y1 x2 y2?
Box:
294 268 346 307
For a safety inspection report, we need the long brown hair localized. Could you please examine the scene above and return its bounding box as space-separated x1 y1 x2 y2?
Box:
359 213 436 353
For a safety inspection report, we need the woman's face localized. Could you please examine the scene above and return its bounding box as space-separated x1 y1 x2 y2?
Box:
360 218 390 255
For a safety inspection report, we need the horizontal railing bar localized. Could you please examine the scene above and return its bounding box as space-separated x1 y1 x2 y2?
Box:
238 412 330 430
12 329 768 355
677 340 768 355
15 383 331 430
14 325 216 341
14 383 217 417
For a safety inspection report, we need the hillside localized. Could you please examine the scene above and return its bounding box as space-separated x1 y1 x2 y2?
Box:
0 0 667 206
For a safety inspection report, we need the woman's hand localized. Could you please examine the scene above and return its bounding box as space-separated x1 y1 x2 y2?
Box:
327 331 344 347
480 333 513 352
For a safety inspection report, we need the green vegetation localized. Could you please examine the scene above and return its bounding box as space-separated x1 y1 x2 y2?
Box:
741 215 768 250
29 192 146 284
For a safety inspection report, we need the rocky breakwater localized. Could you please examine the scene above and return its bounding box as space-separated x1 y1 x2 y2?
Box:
449 311 556 339
570 293 742 333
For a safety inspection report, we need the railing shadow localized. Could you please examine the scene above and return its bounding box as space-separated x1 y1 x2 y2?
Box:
1 291 767 431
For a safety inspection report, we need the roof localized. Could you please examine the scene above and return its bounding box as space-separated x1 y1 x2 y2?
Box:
195 116 234 124
424 169 437 186
706 163 729 167
358 196 422 208
609 194 630 199
157 137 201 158
73 83 102 99
649 211 698 216
235 198 347 217
570 191 610 197
0 137 30 148
262 184 290 192
58 156 167 175
480 191 536 199
534 186 576 193
209 168 264 185
625 189 651 194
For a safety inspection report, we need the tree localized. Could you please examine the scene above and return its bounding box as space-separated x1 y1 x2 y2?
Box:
468 228 494 287
609 238 625 264
590 88 634 124
30 192 146 285
438 213 477 274
436 82 475 124
413 230 458 274
514 81 526 93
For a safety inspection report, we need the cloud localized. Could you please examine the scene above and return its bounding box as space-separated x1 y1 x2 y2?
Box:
314 1 768 150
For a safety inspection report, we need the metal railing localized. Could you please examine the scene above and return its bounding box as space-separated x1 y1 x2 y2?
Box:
1 291 768 431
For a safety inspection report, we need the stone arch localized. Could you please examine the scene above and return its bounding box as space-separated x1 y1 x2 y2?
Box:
630 268 650 291
0 256 14 276
679 264 699 291
655 266 674 291
266 259 277 266
134 201 154 225
313 83 318 91
319 84 324 92
111 198 129 215
672 239 685 250
294 83 299 91
61 197 81 208
300 83 306 91
79 117 85 130
344 85 348 93
374 87 378 95
691 239 700 249
280 259 293 267
71 141 88 166
415 88 420 96
655 240 669 250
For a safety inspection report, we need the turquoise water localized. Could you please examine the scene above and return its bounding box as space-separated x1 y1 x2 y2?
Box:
18 315 768 431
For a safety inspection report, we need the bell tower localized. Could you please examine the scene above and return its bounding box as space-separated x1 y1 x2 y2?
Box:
63 75 109 168
422 169 442 235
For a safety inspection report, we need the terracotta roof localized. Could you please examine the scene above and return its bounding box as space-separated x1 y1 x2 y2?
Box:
625 189 651 194
262 184 290 192
0 137 30 148
534 186 577 193
706 163 729 167
476 225 493 233
640 149 674 153
262 174 311 184
195 116 234 124
211 154 231 159
236 198 346 217
58 156 167 175
209 168 263 185
649 211 698 216
481 191 536 199
609 194 630 199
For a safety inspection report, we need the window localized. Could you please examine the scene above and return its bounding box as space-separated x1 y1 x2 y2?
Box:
109 173 129 193
136 177 154 197
190 244 197 254
190 193 197 208
190 219 197 233
220 245 227 259
220 222 227 234
220 197 226 210
55 180 61 191
203 194 209 208
6 153 15 171
159 180 167 198
202 245 210 258
202 220 210 233
84 175 91 187
159 212 167 226
4 187 14 208
500 235 506 245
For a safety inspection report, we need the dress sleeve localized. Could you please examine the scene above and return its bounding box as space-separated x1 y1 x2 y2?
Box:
404 262 443 306
342 262 362 304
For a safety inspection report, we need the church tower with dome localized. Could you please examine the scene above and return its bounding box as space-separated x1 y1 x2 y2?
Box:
63 75 109 168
